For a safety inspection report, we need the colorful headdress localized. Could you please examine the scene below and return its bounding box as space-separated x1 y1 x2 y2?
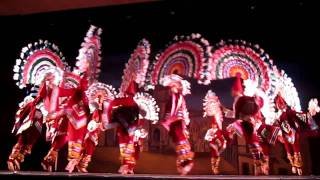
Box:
13 39 68 89
34 67 64 86
133 92 160 123
211 39 274 94
146 33 212 89
86 82 118 103
119 39 150 96
62 71 81 89
203 90 223 129
74 25 102 85
160 74 191 95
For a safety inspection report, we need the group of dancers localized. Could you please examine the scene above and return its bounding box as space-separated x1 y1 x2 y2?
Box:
8 25 193 175
7 25 320 176
204 74 319 175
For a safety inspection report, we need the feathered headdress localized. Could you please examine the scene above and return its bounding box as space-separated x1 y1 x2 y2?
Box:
211 39 273 93
133 92 160 123
86 82 118 103
13 39 68 89
203 90 223 129
74 25 102 85
119 39 150 96
145 33 212 90
160 74 191 95
62 71 81 89
34 67 64 87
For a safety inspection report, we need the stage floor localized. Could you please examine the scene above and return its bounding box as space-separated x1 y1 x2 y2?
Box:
1 171 320 180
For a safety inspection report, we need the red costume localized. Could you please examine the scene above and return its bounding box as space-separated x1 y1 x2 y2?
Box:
77 105 104 172
78 82 117 172
42 25 103 173
204 117 227 174
160 74 194 175
227 95 270 175
8 95 44 171
9 37 67 172
203 90 228 174
111 96 140 174
41 72 89 172
8 68 62 171
274 93 314 175
254 114 281 175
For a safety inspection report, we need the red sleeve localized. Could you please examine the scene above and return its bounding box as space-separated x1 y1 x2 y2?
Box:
58 87 76 97
33 83 46 105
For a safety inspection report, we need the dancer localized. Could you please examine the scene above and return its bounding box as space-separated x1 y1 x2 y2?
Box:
8 69 62 171
274 93 319 175
203 90 227 175
110 82 141 174
204 117 227 174
226 94 268 175
160 74 194 175
42 25 103 173
77 82 117 172
223 74 244 118
9 38 67 171
253 95 281 175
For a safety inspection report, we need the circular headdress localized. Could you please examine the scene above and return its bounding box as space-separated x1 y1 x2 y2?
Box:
13 39 68 89
211 39 274 92
119 39 150 96
86 82 118 103
160 74 191 95
146 33 212 89
74 25 102 85
34 67 64 87
62 71 81 89
133 92 160 123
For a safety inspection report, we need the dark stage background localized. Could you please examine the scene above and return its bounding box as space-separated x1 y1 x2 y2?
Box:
0 0 320 174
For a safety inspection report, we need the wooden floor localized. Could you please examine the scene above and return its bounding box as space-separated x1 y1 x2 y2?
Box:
0 171 319 180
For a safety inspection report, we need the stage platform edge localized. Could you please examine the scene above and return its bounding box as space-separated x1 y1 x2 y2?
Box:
1 171 320 180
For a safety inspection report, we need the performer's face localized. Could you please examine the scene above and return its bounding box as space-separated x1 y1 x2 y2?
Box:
98 96 104 104
212 123 218 129
45 73 55 88
95 94 104 105
232 90 242 98
78 58 90 73
275 94 287 110
309 108 317 116
170 82 182 94
276 101 286 110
